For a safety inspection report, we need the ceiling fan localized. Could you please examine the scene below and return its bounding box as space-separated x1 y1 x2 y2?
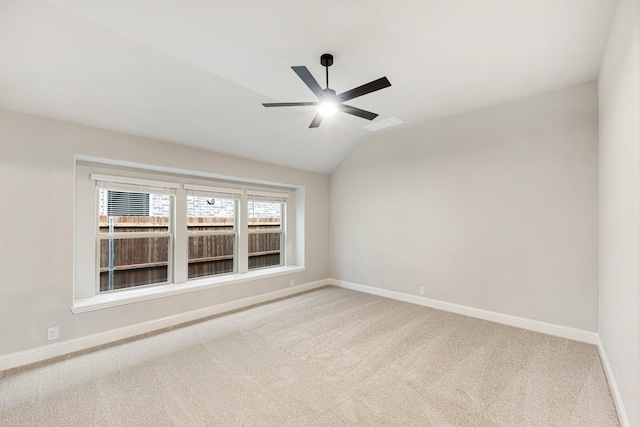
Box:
262 53 391 128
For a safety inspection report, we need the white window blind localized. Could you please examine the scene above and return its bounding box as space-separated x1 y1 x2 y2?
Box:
246 189 289 202
183 183 242 199
92 174 178 196
107 191 149 216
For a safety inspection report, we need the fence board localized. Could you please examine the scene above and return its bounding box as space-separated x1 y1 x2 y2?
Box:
99 216 282 291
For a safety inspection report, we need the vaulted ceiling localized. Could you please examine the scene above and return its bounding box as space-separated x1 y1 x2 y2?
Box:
0 0 618 174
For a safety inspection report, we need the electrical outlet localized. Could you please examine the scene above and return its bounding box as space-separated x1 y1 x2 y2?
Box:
419 287 425 295
47 326 59 341
290 279 295 287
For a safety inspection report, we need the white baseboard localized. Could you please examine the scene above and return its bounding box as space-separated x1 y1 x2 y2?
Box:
329 279 599 344
0 279 328 372
597 337 631 427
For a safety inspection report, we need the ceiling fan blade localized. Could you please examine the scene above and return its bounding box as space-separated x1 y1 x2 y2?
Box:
338 104 379 121
337 77 391 102
263 102 318 107
292 66 324 98
309 113 323 128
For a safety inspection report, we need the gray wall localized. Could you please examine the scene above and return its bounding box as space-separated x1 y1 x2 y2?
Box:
598 0 640 424
330 81 599 332
0 108 330 356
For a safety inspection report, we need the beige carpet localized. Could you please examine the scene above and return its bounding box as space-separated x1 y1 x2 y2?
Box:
0 286 619 426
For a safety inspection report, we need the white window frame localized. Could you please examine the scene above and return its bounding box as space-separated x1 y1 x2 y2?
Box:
247 191 288 271
184 184 242 280
93 175 178 294
73 161 304 313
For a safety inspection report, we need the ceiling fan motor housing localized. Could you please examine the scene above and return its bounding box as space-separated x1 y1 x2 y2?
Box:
322 88 336 98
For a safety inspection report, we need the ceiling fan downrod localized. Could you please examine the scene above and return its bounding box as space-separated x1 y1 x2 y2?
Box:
320 53 333 90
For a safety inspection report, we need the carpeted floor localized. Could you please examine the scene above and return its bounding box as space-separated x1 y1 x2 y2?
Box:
0 286 619 426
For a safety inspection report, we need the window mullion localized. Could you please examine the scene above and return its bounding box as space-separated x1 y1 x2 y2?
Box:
238 194 249 273
248 229 282 235
98 231 172 240
174 189 188 284
187 230 237 237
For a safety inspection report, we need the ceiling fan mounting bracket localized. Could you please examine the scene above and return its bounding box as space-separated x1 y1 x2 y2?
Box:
320 53 333 67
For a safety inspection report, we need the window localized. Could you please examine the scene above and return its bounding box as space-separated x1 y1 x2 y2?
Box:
186 185 241 280
95 176 177 292
74 161 301 306
247 192 286 270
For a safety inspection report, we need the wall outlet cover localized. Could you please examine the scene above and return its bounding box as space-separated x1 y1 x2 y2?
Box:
47 327 59 341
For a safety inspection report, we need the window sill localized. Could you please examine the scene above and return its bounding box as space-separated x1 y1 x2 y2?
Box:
71 266 305 314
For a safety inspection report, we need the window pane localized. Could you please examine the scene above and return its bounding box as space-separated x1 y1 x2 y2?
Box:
248 232 282 270
188 235 235 279
187 195 235 230
248 201 281 230
99 236 169 292
99 189 170 233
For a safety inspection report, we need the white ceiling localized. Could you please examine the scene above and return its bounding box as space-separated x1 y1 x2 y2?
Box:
0 0 617 174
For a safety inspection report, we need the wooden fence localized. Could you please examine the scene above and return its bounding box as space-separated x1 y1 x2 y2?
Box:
99 216 281 291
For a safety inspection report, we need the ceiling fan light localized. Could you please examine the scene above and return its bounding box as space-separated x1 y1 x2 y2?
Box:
319 99 338 117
